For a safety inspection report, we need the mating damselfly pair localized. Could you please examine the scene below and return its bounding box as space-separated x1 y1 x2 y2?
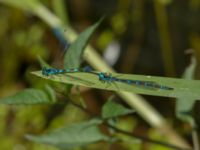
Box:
42 67 173 91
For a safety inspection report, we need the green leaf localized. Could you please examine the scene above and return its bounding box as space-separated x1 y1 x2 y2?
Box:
26 119 109 149
0 88 52 105
64 18 103 68
176 54 197 126
32 70 200 100
102 100 134 119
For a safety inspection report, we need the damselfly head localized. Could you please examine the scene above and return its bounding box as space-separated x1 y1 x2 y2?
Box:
98 73 106 81
42 67 49 76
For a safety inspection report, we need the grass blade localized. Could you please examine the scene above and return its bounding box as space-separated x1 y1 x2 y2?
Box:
32 70 200 100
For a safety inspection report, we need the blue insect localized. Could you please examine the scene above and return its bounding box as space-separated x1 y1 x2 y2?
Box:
42 67 93 85
42 66 92 76
92 72 173 91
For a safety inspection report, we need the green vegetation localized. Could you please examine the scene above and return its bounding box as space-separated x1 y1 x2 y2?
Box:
0 0 199 150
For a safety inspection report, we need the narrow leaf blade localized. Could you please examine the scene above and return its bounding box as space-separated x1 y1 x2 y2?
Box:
32 70 200 100
64 18 103 68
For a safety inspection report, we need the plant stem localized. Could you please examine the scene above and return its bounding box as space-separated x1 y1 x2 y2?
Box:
192 129 199 150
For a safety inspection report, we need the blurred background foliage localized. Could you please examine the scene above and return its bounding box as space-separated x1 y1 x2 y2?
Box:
0 0 200 149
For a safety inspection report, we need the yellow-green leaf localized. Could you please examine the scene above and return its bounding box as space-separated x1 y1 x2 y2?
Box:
32 70 200 100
